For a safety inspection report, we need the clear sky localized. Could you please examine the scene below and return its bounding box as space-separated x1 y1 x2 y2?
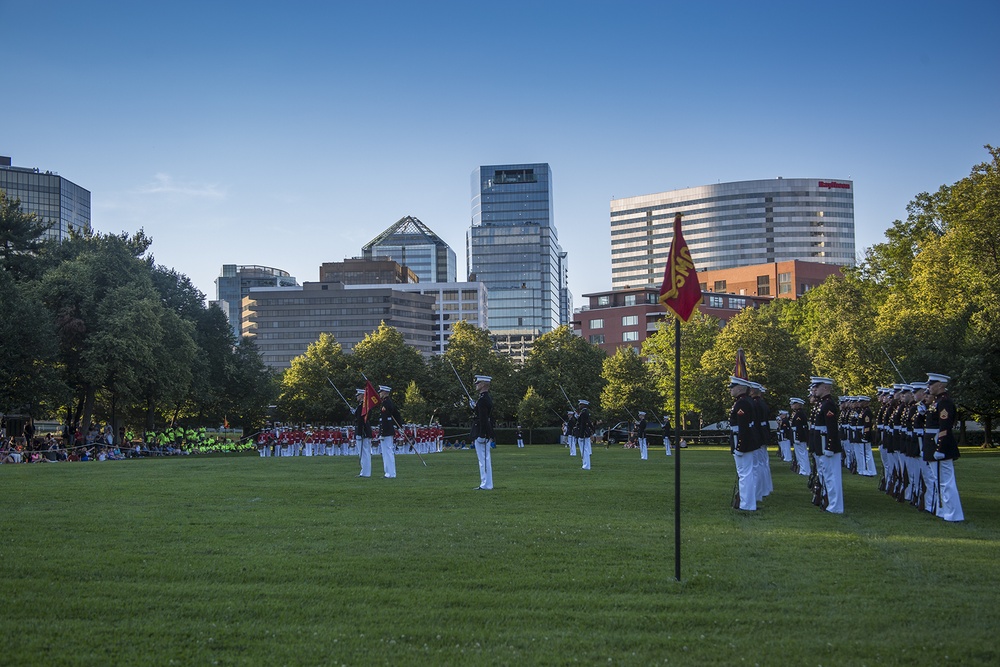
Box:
3 1 997 307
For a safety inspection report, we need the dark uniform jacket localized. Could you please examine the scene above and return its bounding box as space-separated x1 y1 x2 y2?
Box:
573 407 592 439
922 399 939 462
752 396 771 449
636 417 647 439
812 395 842 454
566 414 577 438
353 402 373 439
471 391 494 440
729 394 759 453
932 393 959 461
791 409 809 444
377 397 403 437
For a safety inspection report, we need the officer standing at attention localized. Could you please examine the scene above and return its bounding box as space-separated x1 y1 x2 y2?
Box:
377 385 402 478
636 411 649 460
810 376 844 514
354 388 373 478
790 398 810 476
470 375 495 490
575 399 593 470
728 376 759 511
566 411 578 456
927 372 963 521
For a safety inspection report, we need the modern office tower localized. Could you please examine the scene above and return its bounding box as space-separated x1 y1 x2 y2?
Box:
362 216 457 283
610 178 856 290
241 282 436 370
347 281 487 355
319 258 418 285
215 264 298 340
0 155 91 242
468 163 571 336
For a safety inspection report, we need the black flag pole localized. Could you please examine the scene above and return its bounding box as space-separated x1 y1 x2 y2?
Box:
674 316 681 582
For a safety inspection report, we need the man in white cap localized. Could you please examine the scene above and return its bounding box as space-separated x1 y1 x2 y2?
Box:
574 399 593 470
353 388 373 478
377 385 402 478
636 411 648 460
809 376 844 513
926 372 963 521
789 398 810 476
728 376 759 511
470 375 495 489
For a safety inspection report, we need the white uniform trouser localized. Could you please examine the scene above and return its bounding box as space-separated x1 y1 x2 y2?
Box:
856 443 876 476
906 455 921 500
474 437 493 489
380 435 396 478
639 437 648 460
753 447 772 500
822 452 844 513
922 460 938 512
568 435 577 456
778 439 792 462
579 437 592 470
517 438 524 448
357 437 371 477
259 447 268 457
935 460 964 521
664 436 672 456
733 451 756 511
794 439 809 475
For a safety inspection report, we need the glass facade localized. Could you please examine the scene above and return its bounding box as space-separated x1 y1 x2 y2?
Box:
362 215 457 284
610 178 855 290
0 158 91 243
468 163 570 334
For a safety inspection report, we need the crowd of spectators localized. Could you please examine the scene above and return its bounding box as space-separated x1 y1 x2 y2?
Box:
0 417 195 464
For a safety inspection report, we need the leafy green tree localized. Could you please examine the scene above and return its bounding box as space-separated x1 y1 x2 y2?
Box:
0 190 50 280
227 338 277 434
521 325 607 422
642 312 721 418
441 320 515 422
0 271 62 414
600 347 660 423
517 386 547 444
697 304 812 423
278 333 352 423
350 322 427 409
402 380 430 424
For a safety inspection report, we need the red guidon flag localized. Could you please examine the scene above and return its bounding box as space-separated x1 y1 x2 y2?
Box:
733 348 749 380
658 213 700 322
362 381 381 417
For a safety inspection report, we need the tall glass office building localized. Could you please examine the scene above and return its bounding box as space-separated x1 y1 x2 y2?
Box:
468 163 570 334
0 155 91 242
610 178 855 290
362 215 457 283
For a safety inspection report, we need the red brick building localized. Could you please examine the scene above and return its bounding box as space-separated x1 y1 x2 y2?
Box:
697 260 844 299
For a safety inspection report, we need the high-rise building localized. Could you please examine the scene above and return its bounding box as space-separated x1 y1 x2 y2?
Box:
468 163 570 336
362 216 457 283
215 264 298 340
319 258 417 285
610 178 855 290
0 155 91 243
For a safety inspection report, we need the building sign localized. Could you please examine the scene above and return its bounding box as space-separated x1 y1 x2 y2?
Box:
818 181 850 189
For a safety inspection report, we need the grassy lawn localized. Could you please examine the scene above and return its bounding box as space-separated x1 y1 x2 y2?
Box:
1 444 997 666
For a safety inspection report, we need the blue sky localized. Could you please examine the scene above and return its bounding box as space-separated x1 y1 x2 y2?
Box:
3 1 997 306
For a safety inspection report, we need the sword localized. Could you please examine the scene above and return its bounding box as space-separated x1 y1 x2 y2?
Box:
326 377 354 410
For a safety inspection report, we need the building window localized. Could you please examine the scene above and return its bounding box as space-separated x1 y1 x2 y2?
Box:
757 275 771 296
647 292 659 304
590 318 604 329
597 295 610 306
729 297 747 309
709 295 724 308
714 280 727 292
622 331 639 342
622 315 638 326
778 272 792 295
589 334 605 345
624 294 636 306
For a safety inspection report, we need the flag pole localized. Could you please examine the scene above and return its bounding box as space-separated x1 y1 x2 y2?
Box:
674 315 681 582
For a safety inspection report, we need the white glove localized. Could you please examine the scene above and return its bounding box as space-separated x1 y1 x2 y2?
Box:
733 450 745 457
917 404 927 414
823 449 834 457
469 400 477 410
934 450 946 460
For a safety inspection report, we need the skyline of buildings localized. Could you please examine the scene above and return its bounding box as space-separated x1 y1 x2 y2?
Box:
610 178 855 291
0 155 91 244
215 265 299 340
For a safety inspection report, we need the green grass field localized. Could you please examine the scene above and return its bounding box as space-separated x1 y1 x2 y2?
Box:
2 444 997 666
